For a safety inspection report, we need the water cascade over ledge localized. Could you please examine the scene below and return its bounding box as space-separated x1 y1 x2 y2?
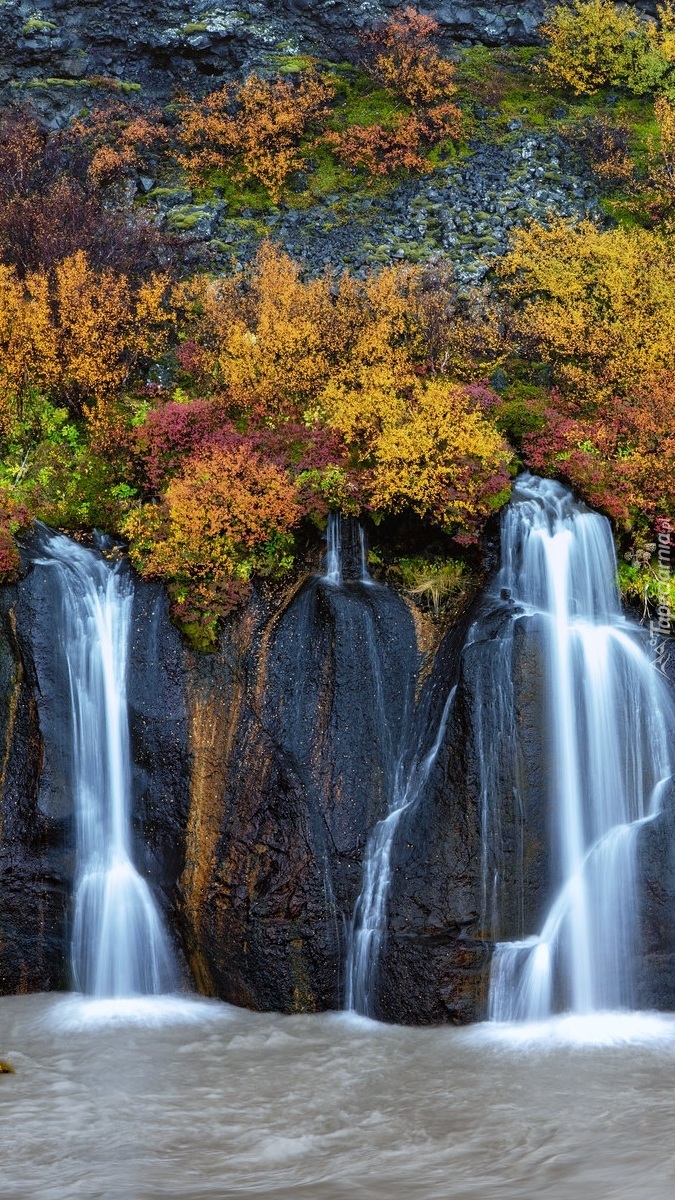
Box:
346 684 456 1016
36 530 175 998
487 474 675 1020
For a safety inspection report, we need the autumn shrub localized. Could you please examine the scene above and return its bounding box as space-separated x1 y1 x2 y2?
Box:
362 6 458 107
645 95 675 216
321 373 511 539
173 244 512 541
496 220 675 524
572 115 634 185
124 444 301 648
0 489 29 580
539 0 675 97
327 7 462 176
67 102 169 189
0 108 169 279
0 252 173 427
176 69 335 199
497 219 675 401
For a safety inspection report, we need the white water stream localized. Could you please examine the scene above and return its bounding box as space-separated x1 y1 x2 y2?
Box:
488 475 675 1019
38 532 175 998
3 994 675 1200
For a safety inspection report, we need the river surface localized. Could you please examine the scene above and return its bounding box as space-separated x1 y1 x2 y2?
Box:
2 995 675 1199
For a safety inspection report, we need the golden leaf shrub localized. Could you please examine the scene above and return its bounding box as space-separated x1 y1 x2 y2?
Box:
540 0 675 96
497 219 675 401
176 69 335 199
0 252 172 430
176 245 512 539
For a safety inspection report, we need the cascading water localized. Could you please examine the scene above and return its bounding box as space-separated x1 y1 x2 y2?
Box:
322 513 372 586
487 474 675 1020
346 686 456 1016
37 530 175 998
323 513 343 586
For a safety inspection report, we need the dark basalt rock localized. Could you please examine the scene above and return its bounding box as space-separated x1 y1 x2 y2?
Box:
1 517 674 1023
180 551 420 1011
0 586 63 993
0 0 658 116
376 595 553 1024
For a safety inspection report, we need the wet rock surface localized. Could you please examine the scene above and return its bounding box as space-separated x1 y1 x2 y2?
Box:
0 586 62 994
180 550 420 1011
1 519 674 1023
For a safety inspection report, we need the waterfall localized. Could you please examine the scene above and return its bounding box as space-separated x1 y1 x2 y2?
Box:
487 474 675 1020
323 514 343 586
322 514 373 586
36 531 175 998
358 525 373 586
346 686 455 1016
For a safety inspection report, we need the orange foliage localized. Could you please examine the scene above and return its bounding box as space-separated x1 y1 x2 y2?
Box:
0 252 173 430
363 6 458 107
176 70 335 199
68 103 169 188
328 7 462 176
176 245 511 538
124 443 300 644
326 105 461 175
175 241 360 417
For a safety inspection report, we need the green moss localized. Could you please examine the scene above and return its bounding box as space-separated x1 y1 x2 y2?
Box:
22 16 56 34
389 555 473 617
194 170 274 213
27 77 85 89
148 186 192 199
618 559 675 610
325 64 406 130
179 619 219 652
166 206 207 231
268 52 316 75
28 75 141 92
181 22 208 33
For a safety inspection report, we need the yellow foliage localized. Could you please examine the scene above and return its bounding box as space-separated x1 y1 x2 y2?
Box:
325 374 510 531
177 245 512 536
176 246 438 416
0 252 173 429
540 0 675 96
176 243 349 415
647 95 675 208
497 219 675 399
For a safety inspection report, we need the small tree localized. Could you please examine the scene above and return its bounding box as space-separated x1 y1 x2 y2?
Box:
327 6 462 177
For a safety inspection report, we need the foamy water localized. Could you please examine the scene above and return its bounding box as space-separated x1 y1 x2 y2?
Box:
2 995 675 1199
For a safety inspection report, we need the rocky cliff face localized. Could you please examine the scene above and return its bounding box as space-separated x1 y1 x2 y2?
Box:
0 0 546 118
1 520 674 1022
